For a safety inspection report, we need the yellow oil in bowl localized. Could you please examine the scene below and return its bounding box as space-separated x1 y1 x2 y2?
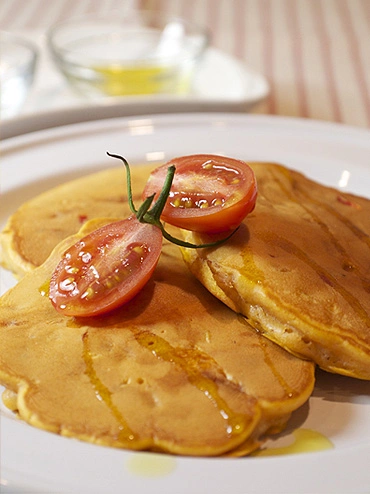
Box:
48 11 209 99
90 63 192 96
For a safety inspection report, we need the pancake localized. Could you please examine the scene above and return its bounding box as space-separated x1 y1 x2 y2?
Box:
0 218 315 456
181 162 370 380
0 164 154 278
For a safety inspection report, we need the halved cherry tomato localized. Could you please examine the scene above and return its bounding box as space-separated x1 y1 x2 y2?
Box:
143 154 257 233
49 216 162 317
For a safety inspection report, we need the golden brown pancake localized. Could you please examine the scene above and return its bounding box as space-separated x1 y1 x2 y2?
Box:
181 163 370 380
0 165 153 278
0 218 314 456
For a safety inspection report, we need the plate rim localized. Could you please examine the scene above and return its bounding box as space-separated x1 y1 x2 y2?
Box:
2 110 370 144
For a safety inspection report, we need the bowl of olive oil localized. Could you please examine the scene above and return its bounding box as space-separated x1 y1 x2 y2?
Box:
47 10 209 98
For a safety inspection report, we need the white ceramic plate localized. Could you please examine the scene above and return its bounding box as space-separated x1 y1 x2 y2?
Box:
1 113 370 494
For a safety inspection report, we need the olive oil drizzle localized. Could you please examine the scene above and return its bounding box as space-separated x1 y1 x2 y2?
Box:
82 331 138 444
261 230 370 327
271 168 370 292
274 168 369 260
133 330 253 438
298 183 370 250
296 184 370 293
313 195 370 247
272 168 364 250
82 327 253 443
260 344 294 397
237 315 297 396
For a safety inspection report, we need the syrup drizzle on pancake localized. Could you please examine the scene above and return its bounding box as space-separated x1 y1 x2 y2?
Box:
270 166 370 273
255 231 370 329
258 337 294 398
82 325 257 443
82 330 138 444
264 167 370 326
134 330 254 438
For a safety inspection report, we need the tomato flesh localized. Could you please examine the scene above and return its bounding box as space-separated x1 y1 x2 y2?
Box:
49 217 162 317
143 154 257 233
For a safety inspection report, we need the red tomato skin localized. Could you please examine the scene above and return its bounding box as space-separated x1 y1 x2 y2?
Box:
143 154 257 233
49 217 162 317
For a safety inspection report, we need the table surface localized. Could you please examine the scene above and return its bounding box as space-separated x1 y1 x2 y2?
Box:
1 0 369 129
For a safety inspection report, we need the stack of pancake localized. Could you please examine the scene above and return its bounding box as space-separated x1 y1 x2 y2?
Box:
0 160 368 456
181 163 370 380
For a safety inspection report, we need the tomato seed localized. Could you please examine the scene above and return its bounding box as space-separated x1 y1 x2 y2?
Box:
132 245 145 256
59 277 77 292
211 198 224 207
202 161 214 170
66 266 79 274
81 286 95 300
80 252 92 263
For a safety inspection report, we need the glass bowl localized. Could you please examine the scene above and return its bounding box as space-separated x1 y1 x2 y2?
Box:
47 10 210 98
0 31 38 118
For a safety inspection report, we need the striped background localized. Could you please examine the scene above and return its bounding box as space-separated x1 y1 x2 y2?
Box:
1 0 369 128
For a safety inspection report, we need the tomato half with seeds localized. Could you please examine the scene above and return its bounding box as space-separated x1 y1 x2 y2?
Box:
49 217 162 317
143 154 257 233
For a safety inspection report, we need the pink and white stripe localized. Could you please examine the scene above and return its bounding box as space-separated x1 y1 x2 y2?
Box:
1 0 369 128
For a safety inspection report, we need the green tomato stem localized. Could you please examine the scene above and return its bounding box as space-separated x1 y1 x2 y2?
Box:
159 223 239 249
147 165 176 221
136 194 155 221
106 152 138 215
